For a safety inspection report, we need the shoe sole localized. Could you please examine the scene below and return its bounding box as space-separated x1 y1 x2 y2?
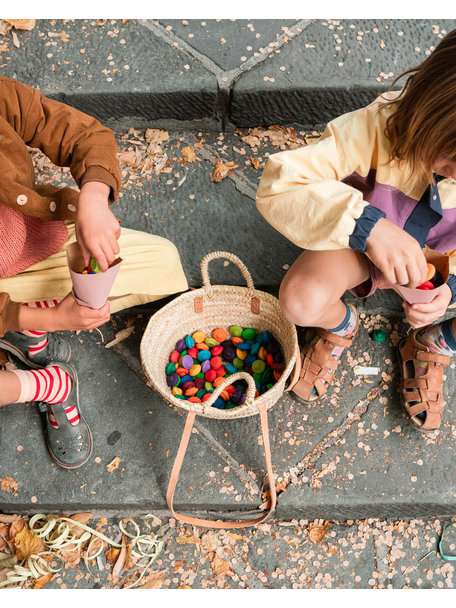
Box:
39 361 93 469
0 340 71 369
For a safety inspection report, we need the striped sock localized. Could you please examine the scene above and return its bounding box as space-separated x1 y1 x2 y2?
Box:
11 366 79 428
22 300 59 358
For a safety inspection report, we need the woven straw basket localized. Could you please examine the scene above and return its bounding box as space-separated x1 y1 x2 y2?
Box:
141 251 300 528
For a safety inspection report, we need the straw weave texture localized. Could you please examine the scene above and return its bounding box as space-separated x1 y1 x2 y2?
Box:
141 252 298 420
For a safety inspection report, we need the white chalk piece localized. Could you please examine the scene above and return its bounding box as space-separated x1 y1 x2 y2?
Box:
354 365 380 375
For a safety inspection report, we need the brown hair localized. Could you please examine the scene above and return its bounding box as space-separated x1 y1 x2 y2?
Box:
382 28 456 187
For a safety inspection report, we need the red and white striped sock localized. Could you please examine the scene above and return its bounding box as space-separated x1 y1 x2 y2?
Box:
11 366 79 428
22 300 60 358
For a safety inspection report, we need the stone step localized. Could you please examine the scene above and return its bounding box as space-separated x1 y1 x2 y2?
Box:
2 125 456 521
0 19 454 128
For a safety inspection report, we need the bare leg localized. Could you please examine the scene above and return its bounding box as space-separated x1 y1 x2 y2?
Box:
0 371 21 406
279 249 370 328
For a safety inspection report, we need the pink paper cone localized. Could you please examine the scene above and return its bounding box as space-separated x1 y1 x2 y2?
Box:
387 247 450 305
66 242 122 309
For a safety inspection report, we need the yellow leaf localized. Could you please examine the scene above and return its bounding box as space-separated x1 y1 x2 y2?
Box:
106 457 121 472
177 585 192 589
14 527 46 560
307 521 332 545
145 129 169 145
176 535 200 545
105 547 121 563
31 573 53 589
4 19 36 31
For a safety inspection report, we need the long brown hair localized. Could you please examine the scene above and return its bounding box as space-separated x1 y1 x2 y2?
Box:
382 28 456 187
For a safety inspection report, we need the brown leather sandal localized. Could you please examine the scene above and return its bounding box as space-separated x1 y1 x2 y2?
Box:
291 304 359 403
398 329 451 432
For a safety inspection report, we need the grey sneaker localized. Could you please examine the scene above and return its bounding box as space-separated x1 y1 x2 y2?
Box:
37 361 93 469
0 331 71 369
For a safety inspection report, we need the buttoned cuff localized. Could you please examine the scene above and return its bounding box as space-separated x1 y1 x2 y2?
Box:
446 275 456 306
349 205 386 252
80 166 119 203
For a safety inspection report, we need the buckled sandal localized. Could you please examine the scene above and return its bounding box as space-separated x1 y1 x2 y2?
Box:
0 331 71 369
291 304 359 403
398 329 451 432
37 361 92 469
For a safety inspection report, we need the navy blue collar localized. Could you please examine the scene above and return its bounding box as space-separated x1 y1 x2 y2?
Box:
402 173 444 247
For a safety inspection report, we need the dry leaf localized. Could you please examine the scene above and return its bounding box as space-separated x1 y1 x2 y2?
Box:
106 457 120 472
14 527 46 560
105 547 121 562
249 157 260 169
0 553 17 569
118 150 139 167
8 518 26 545
111 535 127 584
136 571 165 589
210 554 232 579
176 535 200 545
11 31 19 48
145 129 169 145
228 533 245 541
67 512 94 538
4 19 36 31
210 159 238 182
0 515 21 524
0 21 12 36
0 476 19 493
105 326 134 348
201 531 219 553
307 521 332 545
60 546 82 567
181 146 196 162
31 573 53 589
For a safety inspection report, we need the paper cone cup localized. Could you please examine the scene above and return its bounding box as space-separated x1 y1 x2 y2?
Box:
387 247 449 305
66 242 122 309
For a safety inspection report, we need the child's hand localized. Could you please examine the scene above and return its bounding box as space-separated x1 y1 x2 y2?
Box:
52 293 111 331
76 181 121 272
365 218 428 287
402 284 452 328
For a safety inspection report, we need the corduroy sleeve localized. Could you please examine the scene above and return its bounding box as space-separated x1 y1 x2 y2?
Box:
256 104 385 251
0 77 121 202
0 292 21 336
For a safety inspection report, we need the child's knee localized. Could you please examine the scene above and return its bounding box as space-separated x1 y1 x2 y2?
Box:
279 276 337 326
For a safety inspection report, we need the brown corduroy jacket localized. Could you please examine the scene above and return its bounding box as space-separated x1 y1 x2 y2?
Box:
0 76 121 336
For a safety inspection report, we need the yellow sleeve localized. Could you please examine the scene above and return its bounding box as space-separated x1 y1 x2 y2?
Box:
256 104 381 250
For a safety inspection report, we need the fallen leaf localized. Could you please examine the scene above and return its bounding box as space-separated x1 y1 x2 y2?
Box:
210 159 238 182
112 535 127 584
228 533 245 541
14 527 46 560
106 457 121 472
105 547 121 562
60 546 82 567
249 157 261 169
0 514 21 524
181 146 196 162
11 31 19 48
307 521 332 545
67 512 94 538
136 571 165 589
0 476 19 493
201 531 219 553
210 554 232 579
176 535 200 545
8 518 26 544
3 19 36 30
177 585 192 589
0 553 17 569
105 326 134 348
118 150 139 167
145 129 169 145
31 573 53 589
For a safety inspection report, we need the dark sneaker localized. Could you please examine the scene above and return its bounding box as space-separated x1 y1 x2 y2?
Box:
37 361 92 469
0 331 71 369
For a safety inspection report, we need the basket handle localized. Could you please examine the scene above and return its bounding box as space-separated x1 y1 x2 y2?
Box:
199 371 257 409
166 403 276 528
284 341 302 392
201 251 256 298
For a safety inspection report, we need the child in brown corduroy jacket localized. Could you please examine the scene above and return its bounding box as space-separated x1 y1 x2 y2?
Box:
0 76 188 468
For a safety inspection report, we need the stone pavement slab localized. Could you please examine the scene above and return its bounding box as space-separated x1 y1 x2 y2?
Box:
1 19 455 128
2 125 456 521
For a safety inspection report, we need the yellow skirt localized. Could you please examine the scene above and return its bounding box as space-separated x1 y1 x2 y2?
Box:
0 223 189 313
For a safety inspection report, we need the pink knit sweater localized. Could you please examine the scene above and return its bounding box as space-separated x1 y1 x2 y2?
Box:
0 203 68 279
